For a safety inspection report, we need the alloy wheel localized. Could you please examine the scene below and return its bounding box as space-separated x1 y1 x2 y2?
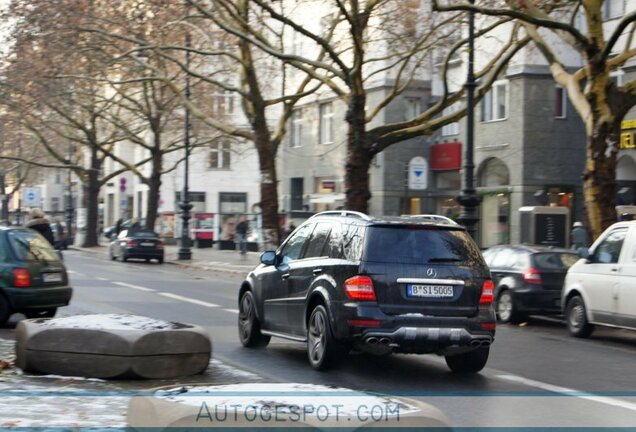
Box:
497 292 513 322
238 294 254 342
308 309 326 364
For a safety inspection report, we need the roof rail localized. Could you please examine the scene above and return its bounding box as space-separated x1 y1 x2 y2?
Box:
309 210 373 221
400 214 459 225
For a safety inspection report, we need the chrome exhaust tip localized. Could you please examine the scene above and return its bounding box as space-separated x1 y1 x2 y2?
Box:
481 340 491 347
379 337 391 345
470 340 482 347
366 337 379 345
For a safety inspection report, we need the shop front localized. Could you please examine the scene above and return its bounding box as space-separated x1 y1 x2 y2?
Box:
430 142 462 220
477 157 510 248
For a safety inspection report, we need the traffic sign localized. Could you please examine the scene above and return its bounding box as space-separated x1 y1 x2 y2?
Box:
408 157 428 190
23 187 41 207
119 177 127 193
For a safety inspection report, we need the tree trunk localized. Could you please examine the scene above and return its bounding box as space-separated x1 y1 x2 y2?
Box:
255 132 279 250
82 169 100 247
344 92 372 213
145 149 162 231
583 122 619 240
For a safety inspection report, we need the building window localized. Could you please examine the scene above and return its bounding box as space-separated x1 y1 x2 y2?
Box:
603 0 624 20
404 97 421 120
55 170 62 184
611 70 624 86
290 109 303 148
219 192 247 214
555 86 567 119
211 91 234 115
51 197 60 212
290 177 304 211
481 81 508 122
319 102 334 144
209 141 231 169
441 104 460 136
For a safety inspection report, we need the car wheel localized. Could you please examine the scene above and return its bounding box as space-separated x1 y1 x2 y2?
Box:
158 257 164 264
307 304 346 370
238 291 270 348
566 295 594 338
24 308 57 319
110 251 117 261
496 290 523 324
120 253 127 263
0 296 10 327
445 346 490 373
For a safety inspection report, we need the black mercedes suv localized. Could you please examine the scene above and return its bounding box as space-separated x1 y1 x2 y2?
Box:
238 211 495 372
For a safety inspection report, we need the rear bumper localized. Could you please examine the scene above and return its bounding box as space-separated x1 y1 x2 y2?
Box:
332 301 495 354
512 289 562 314
5 286 73 311
124 247 164 259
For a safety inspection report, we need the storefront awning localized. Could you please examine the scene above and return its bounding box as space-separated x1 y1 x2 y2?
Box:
309 193 346 204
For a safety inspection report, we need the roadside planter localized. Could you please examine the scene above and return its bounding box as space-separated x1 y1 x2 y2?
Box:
15 314 211 379
127 383 450 429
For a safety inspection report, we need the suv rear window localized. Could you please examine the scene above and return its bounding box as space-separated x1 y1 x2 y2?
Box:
8 230 61 263
363 226 482 265
532 252 579 270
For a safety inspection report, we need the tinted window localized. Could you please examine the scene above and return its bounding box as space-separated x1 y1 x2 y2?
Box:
594 229 627 264
532 252 579 270
342 224 366 261
8 230 61 263
280 223 313 263
304 223 331 258
364 226 482 265
324 222 343 259
132 230 158 238
490 249 513 268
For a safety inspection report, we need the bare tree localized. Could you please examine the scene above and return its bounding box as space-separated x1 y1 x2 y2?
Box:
434 0 636 238
215 0 528 213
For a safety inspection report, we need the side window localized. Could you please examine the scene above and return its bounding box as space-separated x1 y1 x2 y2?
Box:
117 230 128 239
304 222 331 258
481 249 496 266
324 222 343 258
594 229 627 264
342 224 366 261
490 249 510 268
280 223 313 264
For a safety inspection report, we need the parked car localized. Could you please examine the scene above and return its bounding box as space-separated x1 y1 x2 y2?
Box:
0 226 73 326
103 218 145 239
237 210 495 372
482 245 579 323
109 228 164 263
563 220 636 338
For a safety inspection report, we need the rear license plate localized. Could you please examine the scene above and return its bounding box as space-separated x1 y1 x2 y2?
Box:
140 242 154 247
407 284 453 298
42 273 63 283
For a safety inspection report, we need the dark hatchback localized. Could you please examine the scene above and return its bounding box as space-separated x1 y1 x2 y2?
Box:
109 229 164 263
238 211 495 372
0 227 72 326
482 245 579 323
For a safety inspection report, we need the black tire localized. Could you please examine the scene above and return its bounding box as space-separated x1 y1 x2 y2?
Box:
24 308 57 319
445 346 490 373
120 253 127 263
307 304 346 370
158 257 164 264
110 251 117 261
0 296 10 327
496 290 524 324
566 295 594 338
238 291 270 347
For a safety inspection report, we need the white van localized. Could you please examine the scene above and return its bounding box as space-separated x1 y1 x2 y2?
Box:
562 220 636 337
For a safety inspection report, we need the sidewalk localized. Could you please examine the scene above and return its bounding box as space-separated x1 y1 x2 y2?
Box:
77 240 261 275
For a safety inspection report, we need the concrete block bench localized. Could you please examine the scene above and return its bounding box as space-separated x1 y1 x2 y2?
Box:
127 383 450 429
15 314 211 379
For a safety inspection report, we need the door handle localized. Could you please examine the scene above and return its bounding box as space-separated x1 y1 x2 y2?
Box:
281 273 290 279
611 267 619 272
313 268 323 275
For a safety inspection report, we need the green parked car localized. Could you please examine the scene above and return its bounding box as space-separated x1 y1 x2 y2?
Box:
0 227 72 326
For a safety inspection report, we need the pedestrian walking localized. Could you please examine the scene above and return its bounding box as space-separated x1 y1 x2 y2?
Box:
25 208 55 247
236 215 249 255
52 217 66 251
115 218 124 235
570 221 588 250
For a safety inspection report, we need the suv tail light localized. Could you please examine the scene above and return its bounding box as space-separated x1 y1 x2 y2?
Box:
479 280 494 305
127 240 137 246
522 267 542 285
157 240 165 249
13 268 31 288
343 275 376 301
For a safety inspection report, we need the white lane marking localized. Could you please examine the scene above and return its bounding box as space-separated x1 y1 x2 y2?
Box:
67 271 85 277
112 282 156 292
497 374 636 412
96 277 109 281
223 309 239 314
158 292 219 308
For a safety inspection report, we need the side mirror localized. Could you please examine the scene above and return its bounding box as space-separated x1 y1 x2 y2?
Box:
260 250 277 266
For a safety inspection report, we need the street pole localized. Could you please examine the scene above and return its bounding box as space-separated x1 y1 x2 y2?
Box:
457 0 481 241
66 144 75 245
0 173 7 222
178 30 193 260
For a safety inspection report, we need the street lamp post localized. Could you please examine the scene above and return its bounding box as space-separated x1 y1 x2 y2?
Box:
178 31 193 260
457 0 481 240
66 144 75 245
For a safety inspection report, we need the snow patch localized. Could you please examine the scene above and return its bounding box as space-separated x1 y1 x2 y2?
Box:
32 313 192 331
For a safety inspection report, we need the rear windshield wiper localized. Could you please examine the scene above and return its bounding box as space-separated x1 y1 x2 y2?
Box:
428 257 462 263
